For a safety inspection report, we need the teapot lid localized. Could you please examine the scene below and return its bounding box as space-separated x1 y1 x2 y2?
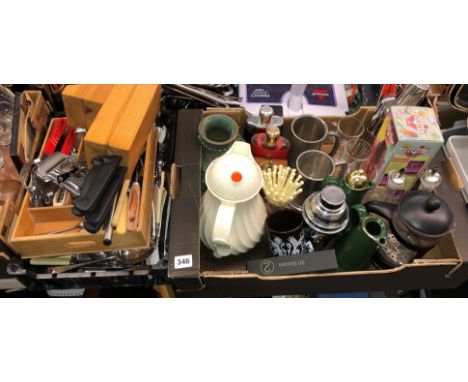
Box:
205 141 263 203
399 190 454 237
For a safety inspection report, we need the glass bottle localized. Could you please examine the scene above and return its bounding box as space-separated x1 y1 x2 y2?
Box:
245 105 283 143
381 169 407 202
251 125 290 164
418 167 442 192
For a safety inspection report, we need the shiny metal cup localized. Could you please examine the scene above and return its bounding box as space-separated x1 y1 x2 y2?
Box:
286 115 340 168
291 150 347 210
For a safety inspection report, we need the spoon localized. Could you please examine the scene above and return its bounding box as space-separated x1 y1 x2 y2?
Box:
48 248 152 274
39 221 85 236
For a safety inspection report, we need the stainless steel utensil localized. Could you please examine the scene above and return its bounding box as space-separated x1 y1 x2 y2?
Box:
103 193 119 246
37 221 84 236
396 84 429 106
163 84 242 108
48 248 152 274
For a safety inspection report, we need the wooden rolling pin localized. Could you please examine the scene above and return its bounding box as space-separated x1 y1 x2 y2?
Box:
442 156 464 191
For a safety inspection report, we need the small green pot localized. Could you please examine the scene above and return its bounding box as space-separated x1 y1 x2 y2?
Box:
322 175 374 207
335 204 387 271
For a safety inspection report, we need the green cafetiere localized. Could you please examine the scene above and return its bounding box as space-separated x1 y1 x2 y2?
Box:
322 169 374 207
335 204 387 271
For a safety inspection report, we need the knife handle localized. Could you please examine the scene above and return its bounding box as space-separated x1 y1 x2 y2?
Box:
127 182 141 232
72 155 122 215
60 127 76 155
43 118 67 155
155 170 165 225
84 166 126 233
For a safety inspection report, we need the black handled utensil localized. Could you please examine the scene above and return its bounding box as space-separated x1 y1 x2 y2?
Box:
84 166 126 233
72 155 122 216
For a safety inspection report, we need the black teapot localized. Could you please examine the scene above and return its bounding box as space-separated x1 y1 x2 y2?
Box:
365 191 455 268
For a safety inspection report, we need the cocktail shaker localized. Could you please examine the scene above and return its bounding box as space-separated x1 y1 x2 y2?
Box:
302 185 349 250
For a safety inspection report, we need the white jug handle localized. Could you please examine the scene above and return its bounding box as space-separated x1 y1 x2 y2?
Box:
212 202 236 257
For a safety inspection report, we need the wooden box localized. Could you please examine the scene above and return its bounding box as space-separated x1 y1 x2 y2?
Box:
1 90 51 256
8 120 156 258
10 90 51 166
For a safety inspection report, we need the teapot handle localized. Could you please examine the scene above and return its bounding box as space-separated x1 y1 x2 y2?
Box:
321 175 341 189
334 159 349 180
212 202 236 257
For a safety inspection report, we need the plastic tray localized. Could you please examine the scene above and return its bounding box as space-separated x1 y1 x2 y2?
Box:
446 136 468 204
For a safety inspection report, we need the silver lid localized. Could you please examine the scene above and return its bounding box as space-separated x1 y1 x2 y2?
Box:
259 105 274 125
420 167 442 190
320 185 346 208
302 187 349 235
247 106 284 131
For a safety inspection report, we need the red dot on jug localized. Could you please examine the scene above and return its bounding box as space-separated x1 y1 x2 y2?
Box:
231 171 243 183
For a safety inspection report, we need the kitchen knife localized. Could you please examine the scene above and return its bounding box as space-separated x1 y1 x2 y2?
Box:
83 166 126 233
72 155 122 216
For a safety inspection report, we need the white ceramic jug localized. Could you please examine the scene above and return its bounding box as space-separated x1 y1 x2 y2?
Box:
200 141 267 258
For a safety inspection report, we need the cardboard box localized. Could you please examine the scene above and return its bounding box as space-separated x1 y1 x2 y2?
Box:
62 84 114 128
366 106 444 195
168 107 467 297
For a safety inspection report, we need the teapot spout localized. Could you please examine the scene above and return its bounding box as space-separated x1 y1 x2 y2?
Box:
365 201 395 221
360 180 375 191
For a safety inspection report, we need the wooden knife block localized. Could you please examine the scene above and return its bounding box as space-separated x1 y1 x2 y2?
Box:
83 84 161 176
63 84 114 128
83 84 137 167
108 84 161 175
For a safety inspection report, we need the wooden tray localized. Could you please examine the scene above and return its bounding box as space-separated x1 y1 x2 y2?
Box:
9 126 156 258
